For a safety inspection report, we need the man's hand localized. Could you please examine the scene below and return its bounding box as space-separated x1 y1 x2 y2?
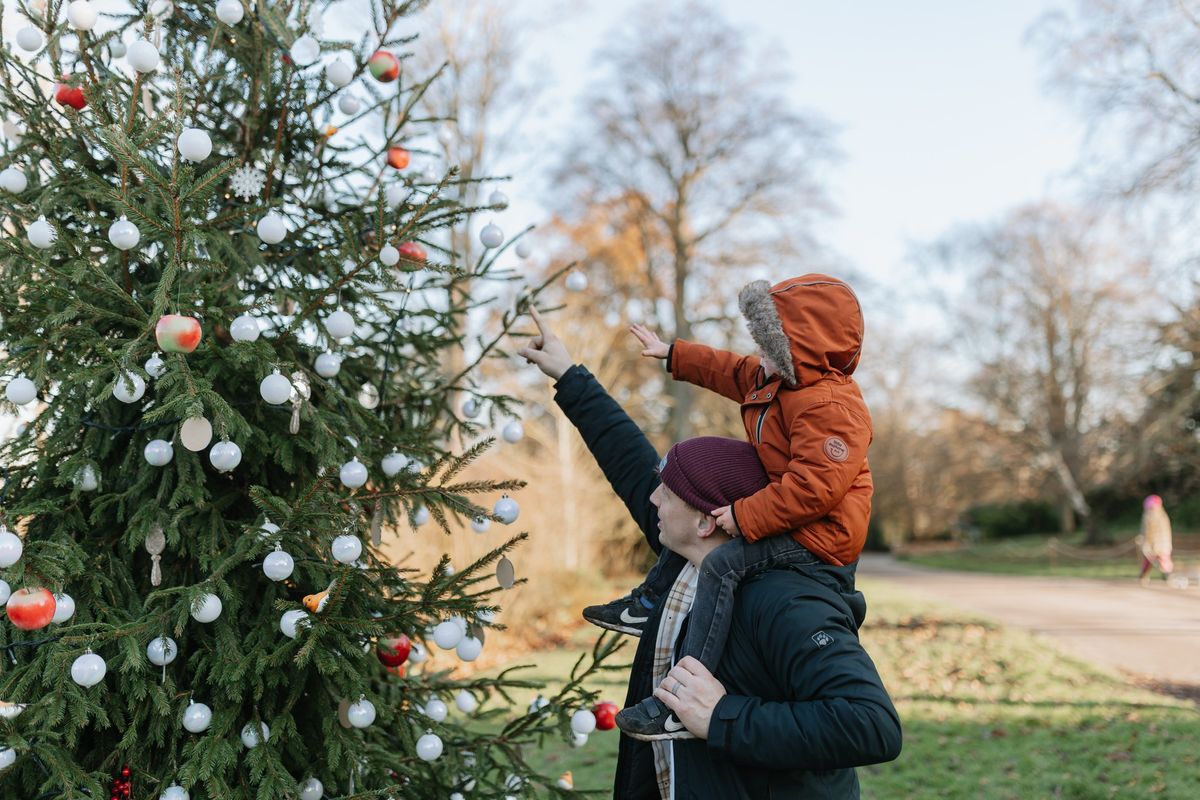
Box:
652 656 728 740
712 505 740 537
517 307 573 380
629 324 670 359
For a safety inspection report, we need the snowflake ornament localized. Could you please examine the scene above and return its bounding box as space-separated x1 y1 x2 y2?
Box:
230 164 266 201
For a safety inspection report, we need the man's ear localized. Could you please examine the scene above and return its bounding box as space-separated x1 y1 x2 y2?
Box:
695 512 718 539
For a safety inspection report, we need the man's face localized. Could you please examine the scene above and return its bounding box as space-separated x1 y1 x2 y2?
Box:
650 480 702 553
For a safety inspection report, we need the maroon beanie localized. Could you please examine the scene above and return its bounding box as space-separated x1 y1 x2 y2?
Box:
657 437 769 513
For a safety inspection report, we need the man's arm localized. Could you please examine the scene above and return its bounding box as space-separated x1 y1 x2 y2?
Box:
553 365 662 551
669 339 762 403
704 585 902 770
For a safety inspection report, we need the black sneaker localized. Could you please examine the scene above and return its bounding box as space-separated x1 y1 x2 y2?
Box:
582 589 655 636
615 696 695 741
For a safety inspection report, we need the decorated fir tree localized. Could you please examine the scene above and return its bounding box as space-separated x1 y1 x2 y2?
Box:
0 0 617 797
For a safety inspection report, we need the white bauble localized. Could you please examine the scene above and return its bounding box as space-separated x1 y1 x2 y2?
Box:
76 464 99 492
147 636 178 666
5 376 36 406
470 516 491 534
323 308 354 339
51 593 75 623
190 593 222 623
160 784 189 800
113 371 146 403
423 697 447 722
259 370 293 404
182 701 212 732
262 547 294 581
326 59 353 87
127 39 160 73
144 439 174 466
0 166 27 192
339 458 368 488
280 609 309 639
259 520 281 539
357 383 379 409
256 211 287 244
145 352 166 378
241 721 269 748
455 690 478 714
230 314 260 342
178 128 212 162
314 352 341 378
412 505 430 527
379 244 399 266
493 495 519 524
452 615 468 633
456 636 482 662
385 183 404 208
571 708 597 735
408 642 428 663
432 620 463 650
0 530 22 568
215 0 243 25
528 694 549 713
0 580 10 605
381 451 408 477
70 651 106 687
66 0 97 30
15 26 42 52
347 697 376 728
209 440 242 472
27 216 55 248
479 223 504 249
566 271 588 292
0 747 13 769
108 216 141 250
415 732 443 762
338 94 361 114
331 534 362 564
461 397 480 418
109 40 126 58
506 774 524 792
299 778 324 800
501 421 524 443
289 34 320 65
488 189 509 209
572 731 588 748
515 240 532 259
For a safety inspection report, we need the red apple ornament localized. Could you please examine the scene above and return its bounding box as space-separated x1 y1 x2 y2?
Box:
386 146 410 170
6 587 56 630
593 701 619 731
54 80 87 111
368 50 400 83
398 241 426 263
155 314 202 353
377 634 411 667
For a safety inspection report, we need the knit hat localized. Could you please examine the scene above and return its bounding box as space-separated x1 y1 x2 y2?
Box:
657 437 769 514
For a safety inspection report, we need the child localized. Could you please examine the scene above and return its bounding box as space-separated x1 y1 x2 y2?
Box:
585 274 874 741
1139 494 1173 584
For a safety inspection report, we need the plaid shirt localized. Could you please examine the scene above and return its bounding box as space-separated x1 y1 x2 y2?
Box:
651 561 699 799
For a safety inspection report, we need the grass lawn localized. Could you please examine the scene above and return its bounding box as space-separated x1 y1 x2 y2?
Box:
898 535 1161 579
486 577 1200 798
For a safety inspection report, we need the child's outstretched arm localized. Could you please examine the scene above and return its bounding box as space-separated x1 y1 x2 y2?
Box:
630 326 762 403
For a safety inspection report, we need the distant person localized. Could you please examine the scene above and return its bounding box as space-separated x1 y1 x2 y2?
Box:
583 275 875 740
1139 494 1174 584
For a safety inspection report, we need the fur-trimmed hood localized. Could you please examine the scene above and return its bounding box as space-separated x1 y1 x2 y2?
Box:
738 275 864 388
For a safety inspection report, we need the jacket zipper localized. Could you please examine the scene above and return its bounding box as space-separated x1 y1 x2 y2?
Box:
754 406 769 444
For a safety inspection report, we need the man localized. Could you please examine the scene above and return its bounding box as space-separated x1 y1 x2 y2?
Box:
519 309 902 799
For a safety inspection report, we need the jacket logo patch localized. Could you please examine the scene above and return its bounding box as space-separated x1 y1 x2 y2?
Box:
811 631 834 648
823 437 849 462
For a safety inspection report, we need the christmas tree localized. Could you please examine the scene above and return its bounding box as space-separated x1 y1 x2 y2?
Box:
0 0 617 797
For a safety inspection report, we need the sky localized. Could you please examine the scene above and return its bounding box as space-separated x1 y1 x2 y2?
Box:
497 0 1089 313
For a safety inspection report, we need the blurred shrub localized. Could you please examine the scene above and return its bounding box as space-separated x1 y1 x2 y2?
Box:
963 501 1060 539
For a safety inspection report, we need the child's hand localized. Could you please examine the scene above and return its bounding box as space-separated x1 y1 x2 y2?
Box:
712 506 740 537
629 324 670 359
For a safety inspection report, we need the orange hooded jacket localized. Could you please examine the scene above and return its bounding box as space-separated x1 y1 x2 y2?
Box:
668 275 872 566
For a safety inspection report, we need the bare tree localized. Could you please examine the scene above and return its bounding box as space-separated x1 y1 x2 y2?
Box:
924 204 1156 542
552 0 838 441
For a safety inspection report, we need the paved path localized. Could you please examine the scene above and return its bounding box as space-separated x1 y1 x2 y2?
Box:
859 554 1200 691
